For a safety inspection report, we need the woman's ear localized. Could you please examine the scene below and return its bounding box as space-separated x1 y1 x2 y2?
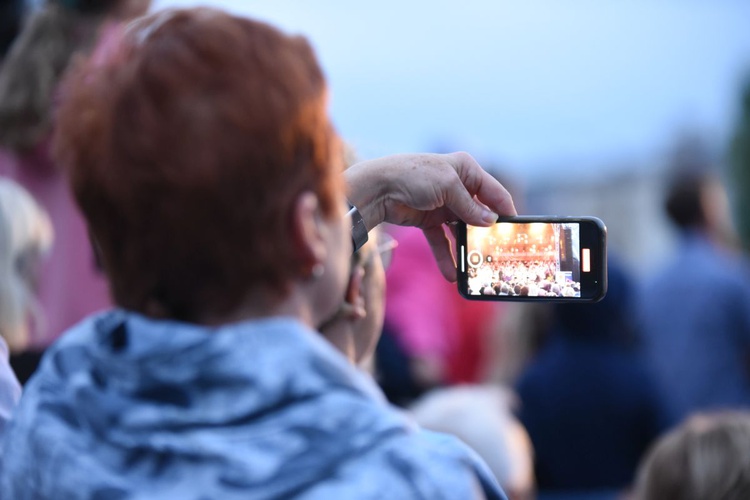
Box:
291 191 327 276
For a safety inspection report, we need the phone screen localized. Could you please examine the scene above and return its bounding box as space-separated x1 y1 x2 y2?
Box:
457 217 607 302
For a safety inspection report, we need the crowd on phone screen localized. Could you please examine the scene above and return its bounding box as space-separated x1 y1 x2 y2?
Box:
1 2 750 500
467 259 581 298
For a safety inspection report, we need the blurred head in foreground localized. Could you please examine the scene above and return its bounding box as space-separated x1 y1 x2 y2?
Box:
634 411 750 500
54 8 351 328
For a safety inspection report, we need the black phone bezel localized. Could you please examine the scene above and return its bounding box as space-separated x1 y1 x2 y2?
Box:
456 216 607 303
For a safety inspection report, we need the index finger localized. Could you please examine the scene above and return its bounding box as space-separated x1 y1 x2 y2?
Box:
450 152 517 218
474 169 517 217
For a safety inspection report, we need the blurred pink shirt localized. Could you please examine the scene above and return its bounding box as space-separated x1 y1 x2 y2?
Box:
0 141 111 349
384 226 460 367
384 226 503 384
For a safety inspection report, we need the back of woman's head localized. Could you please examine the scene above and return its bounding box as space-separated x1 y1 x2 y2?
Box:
54 8 344 322
0 178 53 352
634 412 750 500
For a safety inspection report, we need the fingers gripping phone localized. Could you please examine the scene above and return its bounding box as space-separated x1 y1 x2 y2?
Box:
456 216 607 302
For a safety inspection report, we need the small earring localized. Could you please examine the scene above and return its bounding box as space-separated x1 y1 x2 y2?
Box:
311 263 325 279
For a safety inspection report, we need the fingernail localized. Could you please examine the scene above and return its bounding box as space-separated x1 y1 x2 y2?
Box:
482 209 498 224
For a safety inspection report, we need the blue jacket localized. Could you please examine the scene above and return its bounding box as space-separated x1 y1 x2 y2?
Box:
516 259 662 491
1 311 505 499
637 233 750 427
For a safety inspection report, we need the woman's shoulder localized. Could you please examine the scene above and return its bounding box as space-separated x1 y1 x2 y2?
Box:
362 426 507 500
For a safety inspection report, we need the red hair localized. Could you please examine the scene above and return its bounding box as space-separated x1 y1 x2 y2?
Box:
54 8 344 321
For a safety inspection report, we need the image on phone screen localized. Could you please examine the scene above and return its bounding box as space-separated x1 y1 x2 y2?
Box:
458 217 607 302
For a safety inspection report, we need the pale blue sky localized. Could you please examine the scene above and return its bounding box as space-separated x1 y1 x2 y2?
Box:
152 1 750 182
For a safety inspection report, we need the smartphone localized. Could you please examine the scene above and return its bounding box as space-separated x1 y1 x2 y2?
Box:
456 216 607 302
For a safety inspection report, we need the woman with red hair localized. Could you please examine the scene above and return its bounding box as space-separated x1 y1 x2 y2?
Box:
0 8 514 498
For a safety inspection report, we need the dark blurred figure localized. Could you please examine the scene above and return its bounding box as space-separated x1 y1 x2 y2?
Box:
0 0 150 383
516 259 662 499
0 0 24 60
633 411 750 500
637 170 750 428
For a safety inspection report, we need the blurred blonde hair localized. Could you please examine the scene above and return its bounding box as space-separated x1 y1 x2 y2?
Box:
0 178 53 352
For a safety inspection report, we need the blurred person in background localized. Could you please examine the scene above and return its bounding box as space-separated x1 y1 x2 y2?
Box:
0 8 516 498
637 169 750 429
515 259 662 499
0 178 47 443
633 411 750 500
410 384 536 500
0 0 151 383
